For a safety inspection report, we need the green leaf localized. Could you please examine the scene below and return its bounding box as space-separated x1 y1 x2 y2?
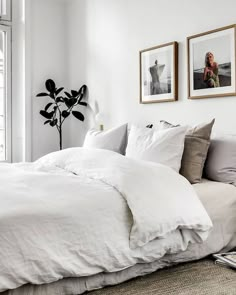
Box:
71 90 78 97
36 92 49 97
55 87 64 96
72 111 84 121
40 110 54 119
44 120 51 125
62 110 70 118
64 91 72 98
45 79 56 93
49 92 55 99
77 101 87 107
77 94 82 101
65 97 76 108
70 97 77 106
50 118 58 127
56 96 64 103
78 85 87 96
45 103 53 111
63 97 71 108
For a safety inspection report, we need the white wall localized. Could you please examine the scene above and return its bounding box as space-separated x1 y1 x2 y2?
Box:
67 0 236 147
66 0 94 148
30 0 69 160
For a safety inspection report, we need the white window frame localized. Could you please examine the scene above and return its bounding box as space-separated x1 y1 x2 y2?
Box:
0 24 12 162
0 0 11 22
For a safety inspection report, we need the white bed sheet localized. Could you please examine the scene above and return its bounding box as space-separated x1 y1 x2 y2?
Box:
2 179 236 295
0 148 211 292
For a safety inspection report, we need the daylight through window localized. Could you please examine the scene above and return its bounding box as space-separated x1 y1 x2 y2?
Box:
0 0 11 161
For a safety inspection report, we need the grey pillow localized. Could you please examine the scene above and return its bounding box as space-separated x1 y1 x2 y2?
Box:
204 135 236 186
159 119 215 184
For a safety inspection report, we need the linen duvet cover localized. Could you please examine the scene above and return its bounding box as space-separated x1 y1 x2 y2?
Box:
0 148 212 292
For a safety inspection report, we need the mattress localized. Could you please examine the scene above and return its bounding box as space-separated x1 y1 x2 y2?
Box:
2 179 236 295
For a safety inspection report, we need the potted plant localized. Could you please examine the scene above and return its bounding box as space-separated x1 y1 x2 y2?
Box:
36 79 87 150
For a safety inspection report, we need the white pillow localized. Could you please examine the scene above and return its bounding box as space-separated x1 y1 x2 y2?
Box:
125 125 188 172
83 124 127 154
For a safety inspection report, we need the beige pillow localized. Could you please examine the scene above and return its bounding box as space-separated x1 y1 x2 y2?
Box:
158 119 215 184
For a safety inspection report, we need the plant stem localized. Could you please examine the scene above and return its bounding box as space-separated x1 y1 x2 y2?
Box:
59 113 62 150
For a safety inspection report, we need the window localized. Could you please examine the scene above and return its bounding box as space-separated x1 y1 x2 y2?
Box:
0 0 11 22
0 0 11 162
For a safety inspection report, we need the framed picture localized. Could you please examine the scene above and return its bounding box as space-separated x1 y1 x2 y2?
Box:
139 41 178 103
187 24 236 99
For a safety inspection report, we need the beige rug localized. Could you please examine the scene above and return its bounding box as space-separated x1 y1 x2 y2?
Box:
88 259 236 295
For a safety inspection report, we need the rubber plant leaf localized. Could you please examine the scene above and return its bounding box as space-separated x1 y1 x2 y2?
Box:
40 110 54 119
45 79 56 93
72 111 84 121
45 103 53 111
36 92 49 97
55 87 64 96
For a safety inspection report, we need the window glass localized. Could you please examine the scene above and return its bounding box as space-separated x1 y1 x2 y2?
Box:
0 31 5 161
0 0 11 21
0 26 11 162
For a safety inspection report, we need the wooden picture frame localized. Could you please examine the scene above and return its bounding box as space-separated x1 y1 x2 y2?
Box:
139 41 178 104
187 24 236 99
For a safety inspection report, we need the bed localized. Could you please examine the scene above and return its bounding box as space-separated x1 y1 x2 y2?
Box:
1 147 236 295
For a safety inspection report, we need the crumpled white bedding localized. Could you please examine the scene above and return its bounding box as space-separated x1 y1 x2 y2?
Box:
0 148 212 292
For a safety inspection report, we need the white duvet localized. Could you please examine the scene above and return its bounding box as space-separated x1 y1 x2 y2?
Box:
0 148 212 292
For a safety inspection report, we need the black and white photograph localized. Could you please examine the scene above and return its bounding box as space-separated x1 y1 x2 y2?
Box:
188 24 236 99
140 42 178 103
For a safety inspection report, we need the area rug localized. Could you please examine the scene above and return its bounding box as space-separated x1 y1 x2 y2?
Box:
87 259 236 295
